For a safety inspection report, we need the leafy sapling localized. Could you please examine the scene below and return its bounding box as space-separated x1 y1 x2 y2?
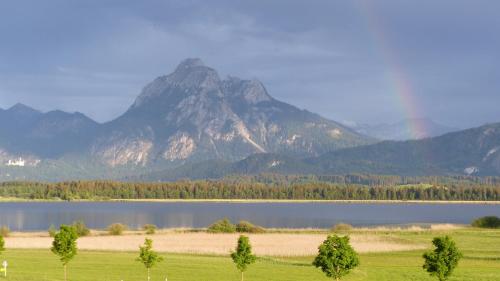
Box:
423 236 462 281
231 235 256 281
137 238 164 281
0 235 4 255
51 225 78 281
313 235 359 281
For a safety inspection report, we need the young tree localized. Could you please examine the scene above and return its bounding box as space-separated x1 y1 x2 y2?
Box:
0 235 5 254
313 235 359 281
51 225 78 281
231 235 256 281
137 238 163 281
423 236 462 281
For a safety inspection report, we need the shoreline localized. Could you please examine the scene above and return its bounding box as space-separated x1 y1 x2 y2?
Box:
109 199 500 204
0 197 499 204
6 224 469 235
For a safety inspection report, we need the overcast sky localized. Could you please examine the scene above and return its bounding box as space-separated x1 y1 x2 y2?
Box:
0 0 499 128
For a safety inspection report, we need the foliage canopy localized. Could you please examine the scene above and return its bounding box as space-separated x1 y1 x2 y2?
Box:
51 225 78 265
313 235 359 280
0 235 4 255
231 235 257 281
137 238 163 269
423 236 462 281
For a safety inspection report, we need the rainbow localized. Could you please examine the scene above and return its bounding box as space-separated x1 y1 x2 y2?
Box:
356 0 428 139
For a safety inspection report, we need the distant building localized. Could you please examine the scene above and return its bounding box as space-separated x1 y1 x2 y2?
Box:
6 158 25 167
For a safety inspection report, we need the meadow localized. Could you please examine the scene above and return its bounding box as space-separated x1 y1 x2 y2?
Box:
0 227 499 281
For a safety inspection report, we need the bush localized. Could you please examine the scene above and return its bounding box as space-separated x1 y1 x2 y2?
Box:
207 218 236 233
471 216 500 229
107 223 128 235
236 221 266 233
143 224 157 235
72 220 90 237
48 224 57 237
0 226 10 237
331 223 353 233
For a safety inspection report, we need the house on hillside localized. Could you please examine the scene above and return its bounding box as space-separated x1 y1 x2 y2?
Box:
6 158 25 167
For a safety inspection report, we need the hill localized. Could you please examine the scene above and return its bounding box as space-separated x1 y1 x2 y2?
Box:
137 122 500 180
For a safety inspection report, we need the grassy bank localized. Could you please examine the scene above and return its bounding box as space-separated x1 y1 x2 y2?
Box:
1 249 498 281
0 228 498 280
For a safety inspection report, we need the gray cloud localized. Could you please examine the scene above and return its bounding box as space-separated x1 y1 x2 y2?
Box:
0 0 499 128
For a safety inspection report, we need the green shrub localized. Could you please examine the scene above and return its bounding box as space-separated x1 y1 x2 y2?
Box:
143 224 157 235
236 221 266 233
207 218 236 233
72 220 90 237
107 223 128 235
0 226 10 237
471 216 500 228
331 223 354 233
48 224 57 237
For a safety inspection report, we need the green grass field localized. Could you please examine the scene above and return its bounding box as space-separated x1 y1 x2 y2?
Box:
0 229 498 281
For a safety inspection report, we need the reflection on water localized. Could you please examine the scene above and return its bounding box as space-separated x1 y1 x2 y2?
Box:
0 202 498 231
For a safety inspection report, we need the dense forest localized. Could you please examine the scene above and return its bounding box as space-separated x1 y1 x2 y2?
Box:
0 174 499 201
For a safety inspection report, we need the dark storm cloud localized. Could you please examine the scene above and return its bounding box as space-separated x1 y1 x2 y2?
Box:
0 0 499 128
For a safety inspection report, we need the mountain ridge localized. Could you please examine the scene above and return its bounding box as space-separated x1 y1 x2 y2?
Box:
2 59 498 181
0 58 373 179
134 122 500 181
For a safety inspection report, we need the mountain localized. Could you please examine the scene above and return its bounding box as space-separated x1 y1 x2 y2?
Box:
0 58 372 179
315 122 500 176
0 104 98 162
5 58 497 181
89 58 372 167
138 122 500 180
351 118 459 140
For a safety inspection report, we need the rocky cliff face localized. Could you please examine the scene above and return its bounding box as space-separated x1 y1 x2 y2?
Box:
91 58 372 166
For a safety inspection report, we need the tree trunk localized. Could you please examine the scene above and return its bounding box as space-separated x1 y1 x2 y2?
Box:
147 268 150 281
64 264 67 281
241 271 244 281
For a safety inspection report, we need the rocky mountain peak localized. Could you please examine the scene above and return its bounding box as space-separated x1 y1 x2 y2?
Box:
132 58 221 108
174 58 205 70
222 76 272 105
7 103 41 116
167 58 220 88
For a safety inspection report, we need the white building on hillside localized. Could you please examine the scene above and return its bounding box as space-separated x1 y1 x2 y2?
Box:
7 158 25 167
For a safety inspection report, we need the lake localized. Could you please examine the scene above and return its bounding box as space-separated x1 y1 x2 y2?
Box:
0 201 498 231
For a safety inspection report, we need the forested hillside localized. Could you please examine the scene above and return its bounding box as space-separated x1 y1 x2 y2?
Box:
1 175 499 201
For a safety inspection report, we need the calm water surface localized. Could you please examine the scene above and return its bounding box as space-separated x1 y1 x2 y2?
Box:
0 202 498 231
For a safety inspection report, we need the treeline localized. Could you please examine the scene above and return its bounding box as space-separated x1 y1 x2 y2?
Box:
225 173 500 186
0 178 499 201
